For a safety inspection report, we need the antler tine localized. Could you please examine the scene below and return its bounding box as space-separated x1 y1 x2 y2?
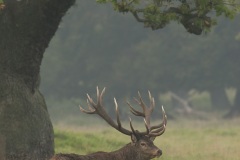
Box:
149 126 166 137
150 125 165 134
143 118 150 134
79 98 96 114
129 92 154 118
87 94 94 106
126 91 158 136
149 106 167 130
137 91 147 112
127 101 145 117
96 86 106 106
129 117 137 136
140 91 154 130
114 98 122 129
162 106 167 125
148 91 155 110
96 86 100 102
150 121 166 137
80 87 133 136
148 106 167 137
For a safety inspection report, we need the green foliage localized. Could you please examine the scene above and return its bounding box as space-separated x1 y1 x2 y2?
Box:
215 5 236 18
95 0 240 35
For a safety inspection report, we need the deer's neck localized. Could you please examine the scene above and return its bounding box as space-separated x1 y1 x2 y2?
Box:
109 143 149 160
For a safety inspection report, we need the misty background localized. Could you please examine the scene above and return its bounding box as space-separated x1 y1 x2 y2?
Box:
39 0 240 126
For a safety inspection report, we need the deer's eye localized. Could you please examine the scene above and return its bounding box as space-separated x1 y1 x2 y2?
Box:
140 142 147 147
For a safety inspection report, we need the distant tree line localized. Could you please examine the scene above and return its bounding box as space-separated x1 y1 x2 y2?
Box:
41 0 240 117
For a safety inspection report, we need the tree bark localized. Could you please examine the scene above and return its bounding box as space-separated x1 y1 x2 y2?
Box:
0 0 75 159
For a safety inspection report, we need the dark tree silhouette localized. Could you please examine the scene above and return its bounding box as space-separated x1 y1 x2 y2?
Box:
0 0 75 159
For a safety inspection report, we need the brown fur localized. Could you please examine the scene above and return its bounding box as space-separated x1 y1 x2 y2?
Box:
51 136 162 160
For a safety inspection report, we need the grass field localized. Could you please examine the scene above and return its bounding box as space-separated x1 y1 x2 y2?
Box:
54 118 240 160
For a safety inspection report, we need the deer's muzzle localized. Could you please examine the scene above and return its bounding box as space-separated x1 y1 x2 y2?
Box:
154 149 162 157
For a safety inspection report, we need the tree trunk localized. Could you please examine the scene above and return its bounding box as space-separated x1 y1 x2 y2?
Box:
233 89 240 113
224 88 240 118
170 90 192 113
209 88 231 110
0 0 75 159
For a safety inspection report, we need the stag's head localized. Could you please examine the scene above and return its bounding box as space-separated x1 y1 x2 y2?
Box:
80 87 167 160
130 132 163 159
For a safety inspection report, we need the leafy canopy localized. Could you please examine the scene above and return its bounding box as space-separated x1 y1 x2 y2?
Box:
96 0 240 35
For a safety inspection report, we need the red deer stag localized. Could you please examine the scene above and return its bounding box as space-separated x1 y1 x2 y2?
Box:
51 87 167 160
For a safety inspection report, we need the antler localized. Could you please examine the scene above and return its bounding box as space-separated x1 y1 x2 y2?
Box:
127 91 167 137
80 87 167 138
80 87 133 136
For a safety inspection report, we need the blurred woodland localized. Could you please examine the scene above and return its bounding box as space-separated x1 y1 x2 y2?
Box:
40 0 240 123
0 0 240 159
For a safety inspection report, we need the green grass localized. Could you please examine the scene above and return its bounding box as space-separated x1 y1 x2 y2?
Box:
54 129 126 154
54 118 240 160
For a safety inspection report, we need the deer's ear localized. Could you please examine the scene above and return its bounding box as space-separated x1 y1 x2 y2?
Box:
150 136 156 141
131 134 138 143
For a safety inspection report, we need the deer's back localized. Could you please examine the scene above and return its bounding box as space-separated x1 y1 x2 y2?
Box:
50 153 84 160
50 152 114 160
